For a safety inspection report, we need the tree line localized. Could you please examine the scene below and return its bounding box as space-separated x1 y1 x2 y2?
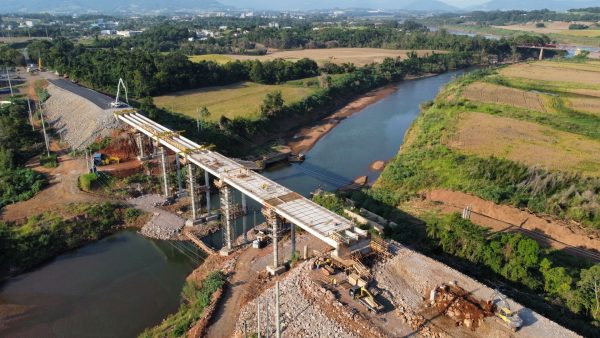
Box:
28 38 318 97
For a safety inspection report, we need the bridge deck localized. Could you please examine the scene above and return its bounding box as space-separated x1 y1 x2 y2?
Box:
116 111 353 248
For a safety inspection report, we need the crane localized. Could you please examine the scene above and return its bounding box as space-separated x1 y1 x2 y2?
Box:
110 78 129 108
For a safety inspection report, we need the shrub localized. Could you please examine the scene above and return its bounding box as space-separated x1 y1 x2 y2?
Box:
40 153 58 168
79 173 98 192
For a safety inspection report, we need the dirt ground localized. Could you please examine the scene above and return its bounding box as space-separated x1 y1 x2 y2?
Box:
0 155 105 222
374 244 580 338
286 85 397 154
405 189 600 254
500 62 600 85
225 48 444 66
462 82 548 112
204 232 331 338
448 112 600 176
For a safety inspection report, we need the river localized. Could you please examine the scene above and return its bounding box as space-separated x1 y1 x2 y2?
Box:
0 68 466 337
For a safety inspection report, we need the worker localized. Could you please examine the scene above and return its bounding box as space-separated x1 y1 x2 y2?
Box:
331 278 337 288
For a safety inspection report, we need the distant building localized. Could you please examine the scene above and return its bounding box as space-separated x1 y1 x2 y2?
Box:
100 30 115 35
116 30 142 37
25 20 34 28
268 22 279 29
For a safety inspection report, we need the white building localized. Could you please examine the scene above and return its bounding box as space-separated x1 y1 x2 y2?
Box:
116 30 142 37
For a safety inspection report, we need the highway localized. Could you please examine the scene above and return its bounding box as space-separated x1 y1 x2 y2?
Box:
49 79 115 109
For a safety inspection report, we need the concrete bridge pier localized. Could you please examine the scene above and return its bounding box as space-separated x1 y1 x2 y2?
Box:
539 47 545 60
175 155 183 196
291 222 296 258
218 180 234 255
264 207 286 275
242 194 248 244
135 133 146 160
187 164 198 220
205 171 211 216
158 147 170 197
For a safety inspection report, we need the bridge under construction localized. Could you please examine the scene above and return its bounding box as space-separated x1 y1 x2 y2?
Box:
115 110 368 274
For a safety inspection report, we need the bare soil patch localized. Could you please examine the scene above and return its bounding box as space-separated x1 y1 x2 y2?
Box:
500 63 600 85
448 112 600 176
370 160 386 171
226 48 444 66
416 189 600 253
462 82 548 112
1 156 105 222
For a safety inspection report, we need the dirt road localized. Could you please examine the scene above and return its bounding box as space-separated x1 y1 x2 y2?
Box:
1 155 105 222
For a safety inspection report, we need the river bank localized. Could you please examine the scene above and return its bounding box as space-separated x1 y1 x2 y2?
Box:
285 74 436 155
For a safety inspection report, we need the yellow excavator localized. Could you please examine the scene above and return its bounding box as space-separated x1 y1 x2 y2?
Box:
349 285 383 314
491 290 523 332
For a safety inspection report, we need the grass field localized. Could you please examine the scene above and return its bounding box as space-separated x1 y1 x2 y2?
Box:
449 112 600 175
461 82 549 112
153 81 316 121
499 62 600 86
223 48 445 66
443 24 600 46
188 54 233 64
495 21 600 38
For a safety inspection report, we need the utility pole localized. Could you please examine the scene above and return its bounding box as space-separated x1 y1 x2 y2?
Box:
5 67 13 97
27 99 34 130
38 102 50 156
275 281 281 338
257 300 261 338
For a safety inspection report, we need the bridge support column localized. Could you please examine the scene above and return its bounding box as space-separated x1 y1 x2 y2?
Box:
539 47 545 61
135 133 145 160
175 155 183 196
264 207 285 275
218 181 234 254
158 147 170 197
188 164 198 221
242 194 248 244
205 171 211 216
291 222 296 259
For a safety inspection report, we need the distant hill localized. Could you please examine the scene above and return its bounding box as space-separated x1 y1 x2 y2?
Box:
403 0 458 12
474 0 600 11
1 0 225 14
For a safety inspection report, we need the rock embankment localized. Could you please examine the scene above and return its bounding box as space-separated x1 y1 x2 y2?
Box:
44 83 121 149
129 194 185 240
235 262 358 338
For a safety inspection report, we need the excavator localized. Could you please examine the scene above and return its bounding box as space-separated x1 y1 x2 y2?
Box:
490 290 523 332
349 285 383 314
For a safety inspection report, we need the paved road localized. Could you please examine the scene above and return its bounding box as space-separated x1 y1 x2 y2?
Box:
49 79 115 109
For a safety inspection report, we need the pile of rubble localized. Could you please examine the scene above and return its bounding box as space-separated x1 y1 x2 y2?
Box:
235 262 358 338
44 84 120 149
129 194 185 240
429 284 493 330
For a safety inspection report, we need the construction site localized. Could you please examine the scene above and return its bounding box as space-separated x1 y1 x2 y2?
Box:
19 74 582 338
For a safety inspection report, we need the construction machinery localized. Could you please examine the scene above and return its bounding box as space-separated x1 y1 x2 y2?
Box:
490 290 523 332
93 153 120 166
110 78 129 108
349 285 383 314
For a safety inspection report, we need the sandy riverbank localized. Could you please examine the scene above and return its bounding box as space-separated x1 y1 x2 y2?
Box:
286 84 398 154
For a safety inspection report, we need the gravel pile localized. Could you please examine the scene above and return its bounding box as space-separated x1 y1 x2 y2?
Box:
129 194 185 240
44 84 121 149
235 262 358 338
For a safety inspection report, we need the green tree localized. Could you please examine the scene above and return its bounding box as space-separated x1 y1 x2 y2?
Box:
260 90 284 118
576 265 600 320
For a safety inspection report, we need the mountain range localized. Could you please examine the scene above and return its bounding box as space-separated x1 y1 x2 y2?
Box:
2 0 599 14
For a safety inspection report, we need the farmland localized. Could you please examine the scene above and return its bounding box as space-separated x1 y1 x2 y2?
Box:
374 58 600 231
448 112 600 175
461 82 549 112
224 48 444 66
153 81 316 121
495 21 600 38
188 54 233 64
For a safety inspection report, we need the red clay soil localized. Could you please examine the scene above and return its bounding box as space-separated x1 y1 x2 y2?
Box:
1 156 106 222
425 189 600 252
